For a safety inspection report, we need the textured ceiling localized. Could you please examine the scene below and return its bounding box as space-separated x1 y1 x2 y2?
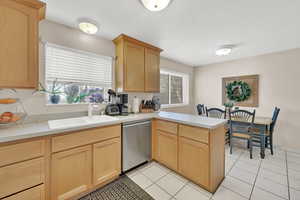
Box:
45 0 300 66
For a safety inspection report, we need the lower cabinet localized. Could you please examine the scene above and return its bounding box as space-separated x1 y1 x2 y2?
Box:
178 137 209 187
93 138 121 186
4 185 45 200
156 130 178 171
51 145 92 200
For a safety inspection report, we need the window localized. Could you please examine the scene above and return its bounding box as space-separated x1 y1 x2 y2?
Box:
45 43 113 104
158 70 189 107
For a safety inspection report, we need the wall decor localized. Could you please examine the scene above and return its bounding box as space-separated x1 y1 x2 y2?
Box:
222 75 259 107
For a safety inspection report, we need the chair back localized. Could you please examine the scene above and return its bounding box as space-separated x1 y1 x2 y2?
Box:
229 109 256 134
206 107 226 119
229 109 256 123
197 104 205 115
270 107 280 134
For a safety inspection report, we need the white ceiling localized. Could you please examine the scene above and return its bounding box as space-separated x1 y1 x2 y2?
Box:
45 0 300 66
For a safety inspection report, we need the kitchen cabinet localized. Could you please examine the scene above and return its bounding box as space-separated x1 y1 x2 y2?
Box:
4 184 45 200
0 0 45 89
113 34 163 93
152 120 225 193
93 138 121 186
145 48 160 92
51 145 92 200
178 137 209 187
0 158 45 199
156 130 178 171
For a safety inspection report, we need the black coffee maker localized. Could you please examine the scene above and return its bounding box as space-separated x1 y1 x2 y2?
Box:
117 94 129 116
105 89 120 116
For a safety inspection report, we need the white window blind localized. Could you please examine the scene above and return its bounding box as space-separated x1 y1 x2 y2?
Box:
45 43 113 88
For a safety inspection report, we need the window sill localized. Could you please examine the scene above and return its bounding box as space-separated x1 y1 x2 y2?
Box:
161 103 189 109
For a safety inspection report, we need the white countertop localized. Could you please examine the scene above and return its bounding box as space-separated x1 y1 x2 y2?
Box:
0 112 226 143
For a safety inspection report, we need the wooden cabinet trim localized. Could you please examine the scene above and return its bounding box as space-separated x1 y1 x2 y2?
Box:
155 119 178 135
3 184 45 200
51 125 121 153
179 125 209 144
0 139 45 167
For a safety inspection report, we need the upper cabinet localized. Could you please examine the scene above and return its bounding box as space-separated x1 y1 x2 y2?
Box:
0 0 46 89
113 34 163 93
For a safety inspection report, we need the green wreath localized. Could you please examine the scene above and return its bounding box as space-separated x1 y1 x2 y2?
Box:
226 81 251 102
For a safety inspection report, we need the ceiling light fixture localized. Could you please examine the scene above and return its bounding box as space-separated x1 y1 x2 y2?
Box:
216 45 234 56
141 0 171 12
78 21 98 34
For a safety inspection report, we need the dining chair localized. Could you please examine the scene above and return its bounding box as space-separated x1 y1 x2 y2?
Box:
197 104 205 115
252 107 280 155
229 109 256 159
206 107 229 144
206 107 226 119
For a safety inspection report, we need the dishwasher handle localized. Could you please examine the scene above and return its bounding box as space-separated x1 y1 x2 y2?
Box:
123 121 151 128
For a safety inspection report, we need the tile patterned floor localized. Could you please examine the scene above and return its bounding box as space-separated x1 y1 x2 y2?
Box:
126 145 300 200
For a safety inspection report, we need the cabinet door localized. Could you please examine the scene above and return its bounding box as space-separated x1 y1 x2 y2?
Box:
145 48 160 92
124 41 145 92
0 0 38 88
4 185 44 200
93 138 121 186
178 137 209 187
156 130 178 171
51 146 92 200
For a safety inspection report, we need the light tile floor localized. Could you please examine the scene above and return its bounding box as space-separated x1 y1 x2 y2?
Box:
126 145 300 200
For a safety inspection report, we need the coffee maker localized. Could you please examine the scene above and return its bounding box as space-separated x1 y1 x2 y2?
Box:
105 89 120 116
117 94 129 116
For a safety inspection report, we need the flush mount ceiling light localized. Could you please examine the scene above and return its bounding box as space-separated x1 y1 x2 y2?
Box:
141 0 171 12
216 45 234 56
78 20 98 34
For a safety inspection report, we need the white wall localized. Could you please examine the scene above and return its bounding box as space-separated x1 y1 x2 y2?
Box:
194 49 300 149
11 20 194 116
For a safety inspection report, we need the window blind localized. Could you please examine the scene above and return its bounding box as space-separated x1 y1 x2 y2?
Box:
45 43 113 88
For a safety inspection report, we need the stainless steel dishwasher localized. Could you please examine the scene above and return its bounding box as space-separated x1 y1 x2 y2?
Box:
122 120 151 172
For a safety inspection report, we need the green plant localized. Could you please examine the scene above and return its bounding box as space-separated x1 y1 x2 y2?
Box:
35 79 63 95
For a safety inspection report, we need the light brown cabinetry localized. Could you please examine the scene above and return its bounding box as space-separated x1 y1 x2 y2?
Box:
156 130 178 171
152 120 225 193
113 34 162 92
51 145 92 200
50 125 121 200
178 137 209 187
93 138 121 186
4 184 45 200
0 158 45 199
0 0 45 88
145 48 160 92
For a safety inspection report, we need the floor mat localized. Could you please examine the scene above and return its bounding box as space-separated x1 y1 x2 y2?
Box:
80 175 154 200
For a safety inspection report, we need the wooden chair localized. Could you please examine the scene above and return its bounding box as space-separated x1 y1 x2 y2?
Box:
197 104 205 115
206 107 229 144
206 107 226 119
252 107 280 155
229 109 256 159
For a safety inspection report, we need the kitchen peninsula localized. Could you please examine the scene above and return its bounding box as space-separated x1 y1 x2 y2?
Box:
0 112 226 199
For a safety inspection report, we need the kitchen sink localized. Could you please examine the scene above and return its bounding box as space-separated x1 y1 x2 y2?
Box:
48 115 119 130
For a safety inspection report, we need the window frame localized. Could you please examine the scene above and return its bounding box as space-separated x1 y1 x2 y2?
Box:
43 42 113 106
160 69 189 108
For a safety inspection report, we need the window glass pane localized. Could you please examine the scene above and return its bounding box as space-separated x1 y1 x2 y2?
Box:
171 75 183 104
159 74 169 104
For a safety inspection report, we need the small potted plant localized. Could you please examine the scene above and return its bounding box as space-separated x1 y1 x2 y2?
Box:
35 79 63 104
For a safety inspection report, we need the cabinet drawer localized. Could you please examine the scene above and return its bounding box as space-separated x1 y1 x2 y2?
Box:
4 184 45 200
155 120 178 135
0 139 45 167
0 158 45 199
52 125 121 152
179 125 209 144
